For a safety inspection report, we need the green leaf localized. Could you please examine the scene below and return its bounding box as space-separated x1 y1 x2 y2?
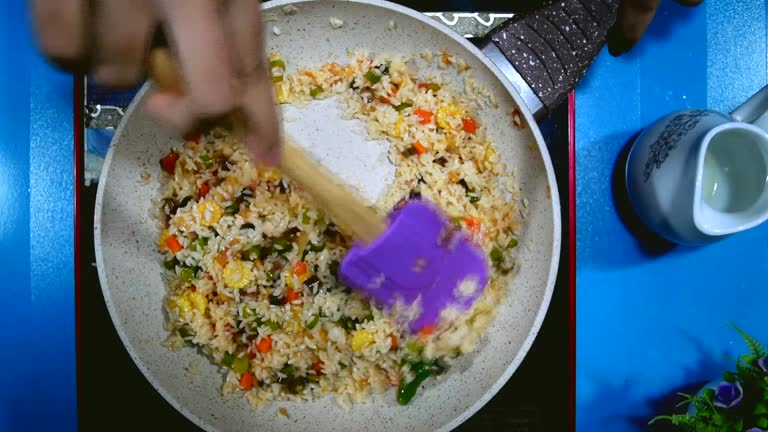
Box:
759 417 768 429
735 418 743 430
703 388 716 401
723 371 736 382
730 322 767 358
755 402 768 415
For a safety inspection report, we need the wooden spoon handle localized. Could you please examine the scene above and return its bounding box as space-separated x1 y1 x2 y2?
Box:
148 47 386 242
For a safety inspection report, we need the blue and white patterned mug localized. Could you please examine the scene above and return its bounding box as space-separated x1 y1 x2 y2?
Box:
625 85 768 245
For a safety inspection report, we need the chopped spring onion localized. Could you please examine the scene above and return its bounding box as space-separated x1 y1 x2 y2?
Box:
418 83 441 92
309 86 323 98
308 241 325 252
364 70 381 84
269 59 286 83
394 102 413 112
401 146 417 158
240 223 255 230
306 314 320 329
507 237 519 249
397 360 442 405
302 210 312 224
280 364 296 376
232 356 250 373
242 306 255 318
199 154 214 168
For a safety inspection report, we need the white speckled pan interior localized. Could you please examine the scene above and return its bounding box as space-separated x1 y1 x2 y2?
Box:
94 1 561 431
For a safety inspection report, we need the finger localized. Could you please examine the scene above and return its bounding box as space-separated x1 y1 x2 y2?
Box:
144 91 197 132
225 0 281 164
90 0 155 87
30 0 91 71
155 0 237 117
225 0 266 77
241 79 282 165
607 0 660 56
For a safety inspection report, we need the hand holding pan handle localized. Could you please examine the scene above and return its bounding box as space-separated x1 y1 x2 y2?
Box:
479 0 620 120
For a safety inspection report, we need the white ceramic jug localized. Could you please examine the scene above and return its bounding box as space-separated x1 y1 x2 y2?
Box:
625 85 768 245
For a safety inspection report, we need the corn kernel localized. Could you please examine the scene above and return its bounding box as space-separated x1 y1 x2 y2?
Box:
167 296 192 315
393 115 403 138
275 85 287 104
197 201 223 227
157 229 170 250
350 329 375 352
186 291 208 314
436 104 463 130
223 259 253 289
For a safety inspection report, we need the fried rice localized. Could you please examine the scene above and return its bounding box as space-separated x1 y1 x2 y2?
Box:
153 50 524 408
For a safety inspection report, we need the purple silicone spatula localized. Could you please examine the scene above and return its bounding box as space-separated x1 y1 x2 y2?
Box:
150 47 490 334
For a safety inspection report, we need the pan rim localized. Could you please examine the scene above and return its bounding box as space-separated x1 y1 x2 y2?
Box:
94 1 561 430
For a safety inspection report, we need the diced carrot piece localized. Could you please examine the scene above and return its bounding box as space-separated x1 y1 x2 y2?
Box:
159 151 179 174
414 109 433 125
462 118 477 133
240 372 254 390
311 360 324 375
390 334 398 350
165 235 183 253
412 141 427 155
247 351 256 360
461 216 482 237
284 288 301 304
418 325 435 336
301 70 315 79
215 250 229 267
199 182 211 198
379 96 391 104
256 335 272 353
292 261 308 276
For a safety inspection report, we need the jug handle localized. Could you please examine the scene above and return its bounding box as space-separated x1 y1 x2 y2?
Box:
731 84 768 133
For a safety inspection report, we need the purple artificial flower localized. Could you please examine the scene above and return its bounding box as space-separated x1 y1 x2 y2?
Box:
744 429 767 432
712 381 743 408
758 357 768 374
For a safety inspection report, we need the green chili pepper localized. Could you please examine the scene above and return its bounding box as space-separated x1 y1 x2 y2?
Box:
394 102 413 112
280 364 296 376
199 154 214 168
225 203 240 215
178 325 194 339
163 258 179 270
272 238 293 254
309 86 323 98
397 360 440 405
180 267 196 283
221 352 235 367
306 314 320 330
189 237 207 251
489 247 503 263
232 355 250 373
242 245 261 261
364 71 381 84
507 237 519 249
260 319 281 331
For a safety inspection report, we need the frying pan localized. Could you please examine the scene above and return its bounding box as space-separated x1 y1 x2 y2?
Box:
95 1 617 430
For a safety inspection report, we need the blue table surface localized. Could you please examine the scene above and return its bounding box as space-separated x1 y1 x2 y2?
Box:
3 1 768 431
576 1 768 431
